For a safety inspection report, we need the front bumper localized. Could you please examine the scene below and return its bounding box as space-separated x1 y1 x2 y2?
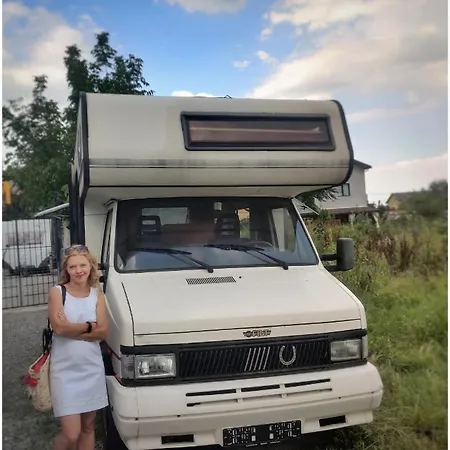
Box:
107 363 383 450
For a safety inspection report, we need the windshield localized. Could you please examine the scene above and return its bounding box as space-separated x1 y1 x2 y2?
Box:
114 197 318 273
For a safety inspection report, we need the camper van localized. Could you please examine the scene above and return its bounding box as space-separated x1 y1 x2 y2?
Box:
68 93 383 450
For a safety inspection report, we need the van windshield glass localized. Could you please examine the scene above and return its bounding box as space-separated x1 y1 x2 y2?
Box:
114 197 318 272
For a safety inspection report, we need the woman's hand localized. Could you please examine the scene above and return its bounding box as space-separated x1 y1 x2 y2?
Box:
74 292 109 342
72 321 99 341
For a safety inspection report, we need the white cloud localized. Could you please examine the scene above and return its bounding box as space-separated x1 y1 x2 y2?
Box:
256 50 277 64
260 27 273 40
233 60 251 69
163 0 246 14
266 0 384 32
171 90 217 97
3 1 99 106
347 101 437 124
249 0 447 113
3 1 28 20
366 153 448 204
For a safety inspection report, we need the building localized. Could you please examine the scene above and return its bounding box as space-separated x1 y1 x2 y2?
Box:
385 192 420 211
314 160 378 223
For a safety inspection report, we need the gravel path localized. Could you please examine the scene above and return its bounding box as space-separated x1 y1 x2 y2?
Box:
2 306 104 450
2 306 359 450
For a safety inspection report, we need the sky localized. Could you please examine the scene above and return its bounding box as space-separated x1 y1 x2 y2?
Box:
2 0 448 204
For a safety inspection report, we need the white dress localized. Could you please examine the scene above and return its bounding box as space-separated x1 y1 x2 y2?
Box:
50 285 108 417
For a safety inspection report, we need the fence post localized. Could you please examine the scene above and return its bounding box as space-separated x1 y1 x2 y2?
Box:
55 217 63 272
13 220 24 306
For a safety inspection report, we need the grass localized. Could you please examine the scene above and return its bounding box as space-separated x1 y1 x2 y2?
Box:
304 216 448 450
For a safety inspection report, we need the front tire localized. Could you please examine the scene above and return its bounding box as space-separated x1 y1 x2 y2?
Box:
102 405 128 450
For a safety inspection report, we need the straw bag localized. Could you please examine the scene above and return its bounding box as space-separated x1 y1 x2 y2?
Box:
24 285 66 412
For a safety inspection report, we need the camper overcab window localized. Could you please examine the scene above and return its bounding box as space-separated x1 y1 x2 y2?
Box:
181 115 333 149
68 93 383 450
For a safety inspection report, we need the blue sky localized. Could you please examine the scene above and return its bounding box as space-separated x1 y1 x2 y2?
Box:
3 0 448 203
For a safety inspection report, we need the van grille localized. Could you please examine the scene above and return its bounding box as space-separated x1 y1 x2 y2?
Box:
178 337 330 381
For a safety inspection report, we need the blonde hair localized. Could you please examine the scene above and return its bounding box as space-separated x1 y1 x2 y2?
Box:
59 245 100 287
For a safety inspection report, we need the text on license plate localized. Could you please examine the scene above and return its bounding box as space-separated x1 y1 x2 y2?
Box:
223 420 301 447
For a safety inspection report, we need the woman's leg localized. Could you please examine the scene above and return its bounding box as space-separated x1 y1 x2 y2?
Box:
53 414 81 450
77 410 97 450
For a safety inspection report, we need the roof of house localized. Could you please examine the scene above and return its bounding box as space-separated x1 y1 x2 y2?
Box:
386 191 421 204
354 160 372 170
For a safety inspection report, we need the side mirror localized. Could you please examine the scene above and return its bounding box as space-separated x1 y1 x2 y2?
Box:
320 237 354 272
336 237 354 271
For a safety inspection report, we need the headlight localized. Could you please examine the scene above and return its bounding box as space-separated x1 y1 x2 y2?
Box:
330 339 362 362
136 354 176 379
121 353 176 379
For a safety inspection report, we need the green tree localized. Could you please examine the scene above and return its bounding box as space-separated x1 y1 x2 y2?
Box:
404 179 448 219
3 75 69 213
2 194 31 220
64 31 154 131
2 32 154 215
297 188 335 211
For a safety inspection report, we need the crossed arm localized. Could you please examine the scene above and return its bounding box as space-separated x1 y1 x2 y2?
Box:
47 286 109 341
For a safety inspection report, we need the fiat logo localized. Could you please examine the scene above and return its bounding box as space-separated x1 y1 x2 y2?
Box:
243 329 272 338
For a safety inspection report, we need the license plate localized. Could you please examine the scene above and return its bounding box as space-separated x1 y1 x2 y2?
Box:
222 420 301 447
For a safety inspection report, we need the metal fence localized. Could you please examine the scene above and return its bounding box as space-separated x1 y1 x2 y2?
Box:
2 218 63 309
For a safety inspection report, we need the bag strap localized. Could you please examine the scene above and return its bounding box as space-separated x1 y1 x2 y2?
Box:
43 284 66 353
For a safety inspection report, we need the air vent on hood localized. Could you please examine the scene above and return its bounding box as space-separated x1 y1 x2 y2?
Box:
186 276 236 285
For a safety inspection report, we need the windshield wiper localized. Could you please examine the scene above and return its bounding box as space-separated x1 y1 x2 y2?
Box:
205 243 289 270
134 247 214 273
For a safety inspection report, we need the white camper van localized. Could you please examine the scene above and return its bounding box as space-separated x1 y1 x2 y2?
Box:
68 93 383 450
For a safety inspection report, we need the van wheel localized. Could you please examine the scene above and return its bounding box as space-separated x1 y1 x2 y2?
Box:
102 405 128 450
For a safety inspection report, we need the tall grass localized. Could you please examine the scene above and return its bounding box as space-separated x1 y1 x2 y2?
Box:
305 217 448 449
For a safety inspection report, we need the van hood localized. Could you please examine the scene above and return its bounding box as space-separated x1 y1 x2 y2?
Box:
120 266 362 335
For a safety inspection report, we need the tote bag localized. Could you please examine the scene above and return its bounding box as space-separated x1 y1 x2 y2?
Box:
24 285 66 412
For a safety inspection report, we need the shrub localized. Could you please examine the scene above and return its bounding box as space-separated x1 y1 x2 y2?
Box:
304 217 448 450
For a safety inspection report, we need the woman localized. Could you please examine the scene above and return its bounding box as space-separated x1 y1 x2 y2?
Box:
48 244 109 450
